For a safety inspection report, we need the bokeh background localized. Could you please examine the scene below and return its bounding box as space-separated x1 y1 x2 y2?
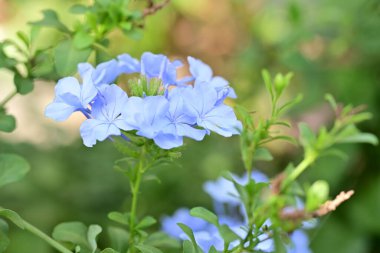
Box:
0 0 380 252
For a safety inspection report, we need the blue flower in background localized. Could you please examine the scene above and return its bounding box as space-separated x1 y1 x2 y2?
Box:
45 72 97 121
80 84 133 147
78 59 120 88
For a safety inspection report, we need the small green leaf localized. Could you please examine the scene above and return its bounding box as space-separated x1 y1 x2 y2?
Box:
87 225 102 253
0 154 30 188
108 212 130 226
14 73 34 95
136 216 156 229
0 44 17 69
218 224 241 244
299 123 316 149
0 229 9 253
107 227 129 253
0 113 16 133
135 244 163 253
262 69 274 101
101 249 119 253
325 94 338 111
16 31 30 47
190 207 218 226
73 31 94 49
306 180 329 212
253 147 273 161
120 22 132 32
144 232 181 248
29 9 70 33
177 224 199 253
182 240 195 253
0 208 25 229
208 246 218 253
52 222 89 249
54 39 92 76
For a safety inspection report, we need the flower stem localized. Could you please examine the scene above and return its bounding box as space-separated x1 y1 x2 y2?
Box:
0 90 17 108
128 146 146 252
22 219 72 253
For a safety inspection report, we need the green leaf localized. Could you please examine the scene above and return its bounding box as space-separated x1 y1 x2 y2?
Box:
29 9 70 33
325 93 338 111
14 73 34 95
278 93 303 114
177 224 199 253
0 44 17 69
190 207 218 226
73 31 94 49
253 147 273 161
16 31 30 47
101 249 119 253
306 180 329 212
107 227 129 253
336 125 378 145
87 225 102 253
218 224 241 244
0 229 9 253
182 240 195 253
0 208 25 229
54 39 92 76
0 154 30 188
299 123 316 149
135 244 163 253
144 232 181 248
262 69 274 101
0 113 16 133
136 216 156 229
70 4 90 14
208 246 218 253
108 212 130 226
52 222 90 250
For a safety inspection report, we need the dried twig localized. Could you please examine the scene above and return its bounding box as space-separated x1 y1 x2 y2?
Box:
280 190 355 221
143 0 170 17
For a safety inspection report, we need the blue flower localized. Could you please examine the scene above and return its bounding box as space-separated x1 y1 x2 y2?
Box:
179 82 242 137
45 72 97 121
188 56 237 104
80 84 133 147
78 59 120 88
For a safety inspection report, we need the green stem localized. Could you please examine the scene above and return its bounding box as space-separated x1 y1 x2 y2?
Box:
128 147 145 252
0 90 17 108
281 152 317 191
22 219 72 253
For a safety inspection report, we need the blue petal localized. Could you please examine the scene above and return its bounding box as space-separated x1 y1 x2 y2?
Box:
80 119 121 147
153 133 183 149
176 124 206 141
55 77 81 98
188 56 213 81
45 102 76 121
117 54 140 74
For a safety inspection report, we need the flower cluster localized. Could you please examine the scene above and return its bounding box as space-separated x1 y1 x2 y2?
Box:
161 171 312 253
45 52 241 149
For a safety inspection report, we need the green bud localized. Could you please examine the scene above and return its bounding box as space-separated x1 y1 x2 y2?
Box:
306 180 329 211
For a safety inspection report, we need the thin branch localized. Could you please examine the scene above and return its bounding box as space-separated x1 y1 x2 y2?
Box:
142 0 170 17
280 190 355 221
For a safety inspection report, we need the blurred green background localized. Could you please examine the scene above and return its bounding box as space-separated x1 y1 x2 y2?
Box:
0 0 380 252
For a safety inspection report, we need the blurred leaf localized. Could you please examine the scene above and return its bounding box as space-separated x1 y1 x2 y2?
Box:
325 94 338 111
144 232 181 248
0 208 25 229
108 212 130 226
107 227 129 253
336 125 378 145
299 123 316 149
74 31 94 50
70 4 90 14
218 224 241 244
87 225 102 253
14 73 34 95
52 222 90 251
101 249 119 253
253 147 273 161
208 246 218 253
0 113 16 133
29 9 70 34
54 39 92 76
135 244 163 253
177 224 199 253
136 216 156 229
0 154 30 188
190 207 218 226
262 69 274 101
0 229 9 253
16 31 30 48
0 44 17 69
